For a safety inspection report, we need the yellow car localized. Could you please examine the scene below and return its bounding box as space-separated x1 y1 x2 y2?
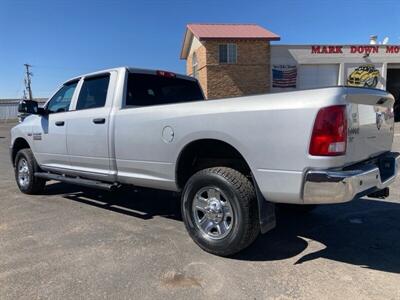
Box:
347 65 379 87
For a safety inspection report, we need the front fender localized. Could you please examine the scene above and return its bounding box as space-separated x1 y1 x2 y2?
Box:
10 120 34 165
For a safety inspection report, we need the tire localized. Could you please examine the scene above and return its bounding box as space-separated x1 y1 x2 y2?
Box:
181 167 259 256
14 148 46 194
364 76 378 88
278 204 317 214
372 76 378 87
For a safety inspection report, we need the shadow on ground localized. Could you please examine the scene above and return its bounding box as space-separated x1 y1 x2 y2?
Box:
44 182 400 274
44 182 182 221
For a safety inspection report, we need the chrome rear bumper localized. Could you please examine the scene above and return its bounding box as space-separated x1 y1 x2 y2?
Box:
303 152 400 204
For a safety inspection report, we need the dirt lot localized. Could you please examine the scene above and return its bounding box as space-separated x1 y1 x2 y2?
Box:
0 121 399 299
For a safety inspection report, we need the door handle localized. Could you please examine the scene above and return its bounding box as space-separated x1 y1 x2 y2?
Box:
93 118 106 124
55 121 65 126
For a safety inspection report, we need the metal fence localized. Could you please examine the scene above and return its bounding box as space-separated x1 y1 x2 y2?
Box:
0 101 19 121
0 99 47 121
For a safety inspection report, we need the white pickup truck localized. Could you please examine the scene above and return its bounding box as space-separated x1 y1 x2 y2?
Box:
11 67 399 256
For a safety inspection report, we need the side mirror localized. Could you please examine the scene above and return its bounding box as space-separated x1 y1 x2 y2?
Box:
18 100 39 114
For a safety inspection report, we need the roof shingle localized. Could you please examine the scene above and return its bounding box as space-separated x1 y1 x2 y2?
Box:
187 23 280 40
180 23 280 59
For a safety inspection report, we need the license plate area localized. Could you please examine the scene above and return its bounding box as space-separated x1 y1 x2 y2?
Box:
379 157 395 182
342 152 399 182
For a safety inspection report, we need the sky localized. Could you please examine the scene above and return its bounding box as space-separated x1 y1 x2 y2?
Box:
1 0 399 98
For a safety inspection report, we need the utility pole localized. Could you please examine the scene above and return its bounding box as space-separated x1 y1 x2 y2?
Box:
23 64 33 100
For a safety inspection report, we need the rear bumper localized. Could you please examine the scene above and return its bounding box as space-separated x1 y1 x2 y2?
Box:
303 152 400 204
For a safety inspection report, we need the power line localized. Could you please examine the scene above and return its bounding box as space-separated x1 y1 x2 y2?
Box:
23 64 33 100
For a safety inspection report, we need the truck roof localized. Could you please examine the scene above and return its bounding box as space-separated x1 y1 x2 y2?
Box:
64 67 196 85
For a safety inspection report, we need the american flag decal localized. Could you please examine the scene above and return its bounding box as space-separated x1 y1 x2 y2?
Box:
272 65 297 88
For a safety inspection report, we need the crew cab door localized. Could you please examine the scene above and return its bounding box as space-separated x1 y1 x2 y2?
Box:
32 81 79 170
66 72 115 180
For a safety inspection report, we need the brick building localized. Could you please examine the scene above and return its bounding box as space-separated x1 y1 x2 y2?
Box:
180 24 280 99
180 24 400 120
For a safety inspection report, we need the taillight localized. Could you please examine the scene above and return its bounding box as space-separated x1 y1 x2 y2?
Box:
156 70 176 78
309 105 347 156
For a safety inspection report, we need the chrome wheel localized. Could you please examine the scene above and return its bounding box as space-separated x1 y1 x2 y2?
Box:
192 187 233 240
17 158 30 188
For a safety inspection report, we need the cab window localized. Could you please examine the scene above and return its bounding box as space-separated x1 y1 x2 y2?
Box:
46 81 78 114
125 73 204 107
76 75 110 110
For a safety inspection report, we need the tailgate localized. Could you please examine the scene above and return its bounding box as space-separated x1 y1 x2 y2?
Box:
345 87 395 165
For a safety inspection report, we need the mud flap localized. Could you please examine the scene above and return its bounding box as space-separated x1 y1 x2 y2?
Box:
252 175 276 234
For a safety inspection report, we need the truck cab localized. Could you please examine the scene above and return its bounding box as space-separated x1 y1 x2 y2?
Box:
12 68 204 184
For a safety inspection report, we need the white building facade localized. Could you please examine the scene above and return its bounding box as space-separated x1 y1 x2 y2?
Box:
270 44 400 119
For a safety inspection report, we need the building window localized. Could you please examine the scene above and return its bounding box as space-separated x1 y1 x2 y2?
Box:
192 52 199 79
219 43 237 64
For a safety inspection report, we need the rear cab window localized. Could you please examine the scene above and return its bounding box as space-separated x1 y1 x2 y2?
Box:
125 72 204 107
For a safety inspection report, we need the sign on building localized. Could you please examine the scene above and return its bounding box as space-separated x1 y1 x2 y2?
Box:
272 65 297 88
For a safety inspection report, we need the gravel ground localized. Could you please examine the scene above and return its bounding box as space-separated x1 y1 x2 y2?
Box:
0 121 399 300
